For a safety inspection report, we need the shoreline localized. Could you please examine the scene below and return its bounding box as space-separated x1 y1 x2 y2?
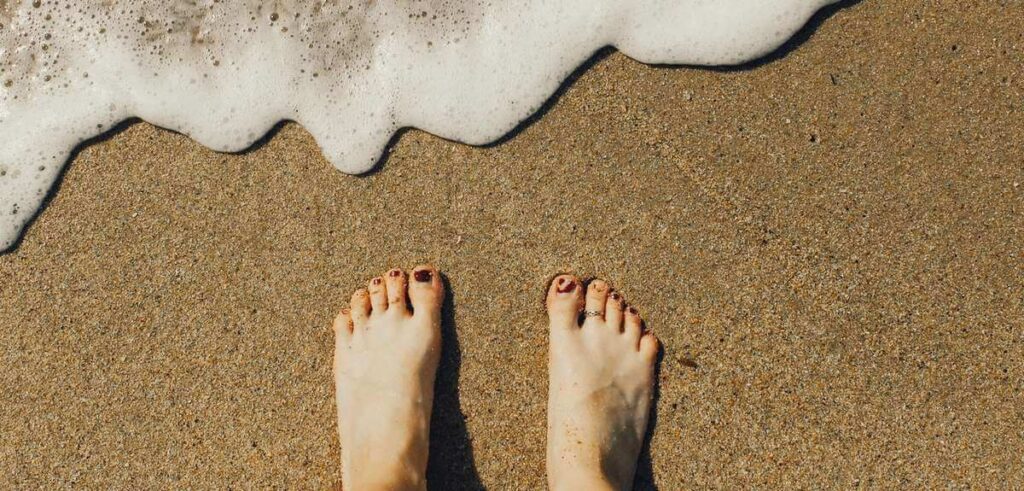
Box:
2 1 1023 488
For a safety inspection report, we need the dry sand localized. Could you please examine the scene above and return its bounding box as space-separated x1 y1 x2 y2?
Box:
2 0 1023 488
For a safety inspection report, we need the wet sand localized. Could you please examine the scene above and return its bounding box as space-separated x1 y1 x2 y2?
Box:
1 1 1023 488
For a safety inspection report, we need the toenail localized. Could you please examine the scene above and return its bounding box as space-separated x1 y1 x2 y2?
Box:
372 278 382 285
610 292 621 301
627 306 638 314
556 278 576 293
389 269 401 278
341 308 350 315
414 270 433 282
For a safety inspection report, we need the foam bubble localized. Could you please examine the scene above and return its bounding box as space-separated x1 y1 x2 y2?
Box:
0 0 837 250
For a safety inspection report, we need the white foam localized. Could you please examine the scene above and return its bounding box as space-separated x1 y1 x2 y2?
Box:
0 0 837 250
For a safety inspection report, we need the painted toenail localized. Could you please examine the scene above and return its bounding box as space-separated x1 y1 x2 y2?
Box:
389 269 401 277
556 278 576 293
414 270 433 282
610 292 621 301
372 278 382 285
627 306 638 314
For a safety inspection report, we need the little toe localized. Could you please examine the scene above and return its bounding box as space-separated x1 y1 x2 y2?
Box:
546 274 583 329
624 306 643 345
639 333 660 360
605 291 625 331
350 289 371 328
409 265 444 318
384 268 410 315
368 276 388 313
333 308 354 340
583 279 610 324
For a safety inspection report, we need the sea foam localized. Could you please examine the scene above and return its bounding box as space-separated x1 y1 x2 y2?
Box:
0 0 837 251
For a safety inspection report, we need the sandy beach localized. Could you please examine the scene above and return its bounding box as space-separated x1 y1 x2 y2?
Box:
1 0 1022 488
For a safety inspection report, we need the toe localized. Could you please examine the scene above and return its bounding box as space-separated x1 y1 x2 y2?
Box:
624 306 643 344
409 265 444 318
546 274 583 328
368 276 388 313
350 289 371 328
583 279 610 324
639 333 660 359
605 291 625 331
384 268 410 315
333 308 353 339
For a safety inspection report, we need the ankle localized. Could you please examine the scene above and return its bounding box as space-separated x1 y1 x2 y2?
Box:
342 441 429 491
548 470 621 491
549 452 639 491
346 475 425 491
342 453 425 491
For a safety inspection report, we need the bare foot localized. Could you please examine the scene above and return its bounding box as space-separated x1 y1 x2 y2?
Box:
332 266 444 491
545 275 659 491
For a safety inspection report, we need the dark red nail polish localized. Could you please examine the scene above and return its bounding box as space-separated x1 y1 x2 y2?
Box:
389 269 401 278
556 278 576 293
414 270 433 282
372 278 382 285
610 292 621 301
627 306 638 314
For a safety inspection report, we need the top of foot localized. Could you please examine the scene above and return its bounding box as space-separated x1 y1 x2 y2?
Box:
333 265 445 491
545 274 659 491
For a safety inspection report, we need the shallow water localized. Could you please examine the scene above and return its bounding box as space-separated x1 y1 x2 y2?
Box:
0 0 837 250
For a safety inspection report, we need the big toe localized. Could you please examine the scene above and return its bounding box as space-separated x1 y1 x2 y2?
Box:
408 264 444 319
546 274 583 328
